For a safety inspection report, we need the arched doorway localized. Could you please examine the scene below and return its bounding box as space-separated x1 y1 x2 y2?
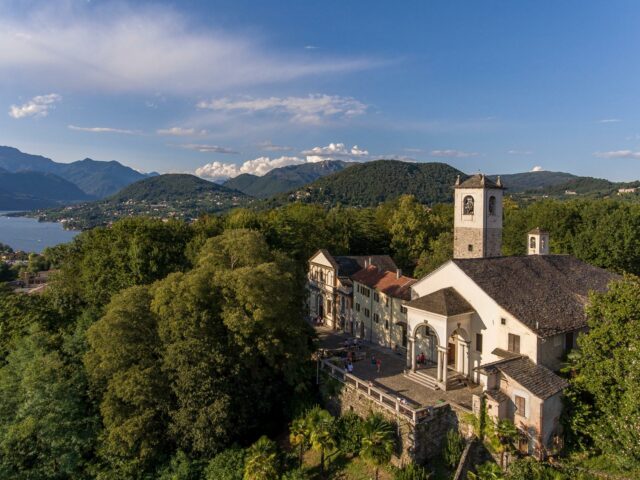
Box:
317 295 324 318
449 327 470 375
413 324 439 365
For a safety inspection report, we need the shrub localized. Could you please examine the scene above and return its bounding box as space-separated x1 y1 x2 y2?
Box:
336 412 364 455
443 429 465 468
205 447 246 480
393 463 432 480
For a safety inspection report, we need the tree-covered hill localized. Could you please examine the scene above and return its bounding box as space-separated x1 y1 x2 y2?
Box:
266 160 464 207
0 146 150 198
0 171 93 210
223 160 351 198
489 171 578 191
34 174 251 228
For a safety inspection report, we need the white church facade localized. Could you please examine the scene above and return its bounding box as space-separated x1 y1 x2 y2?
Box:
307 173 616 458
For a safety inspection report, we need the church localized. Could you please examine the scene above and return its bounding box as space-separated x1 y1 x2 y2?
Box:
308 174 616 458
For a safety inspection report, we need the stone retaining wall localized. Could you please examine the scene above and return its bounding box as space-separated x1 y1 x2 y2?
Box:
325 376 475 466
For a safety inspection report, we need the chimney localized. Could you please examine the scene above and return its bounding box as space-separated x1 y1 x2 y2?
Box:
368 256 373 269
454 175 461 186
396 269 402 279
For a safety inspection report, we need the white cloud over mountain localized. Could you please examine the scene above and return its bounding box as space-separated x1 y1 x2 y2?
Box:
197 95 367 124
178 144 238 154
594 150 640 159
68 125 138 134
9 93 61 119
0 6 376 94
196 156 305 180
196 142 369 180
429 149 479 158
157 127 208 136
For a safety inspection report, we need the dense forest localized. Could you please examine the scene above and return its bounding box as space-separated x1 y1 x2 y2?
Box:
1 196 640 478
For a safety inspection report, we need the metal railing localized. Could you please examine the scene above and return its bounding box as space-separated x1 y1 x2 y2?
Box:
319 358 446 425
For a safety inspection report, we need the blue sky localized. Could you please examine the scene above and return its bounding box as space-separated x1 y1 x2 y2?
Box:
1 0 640 181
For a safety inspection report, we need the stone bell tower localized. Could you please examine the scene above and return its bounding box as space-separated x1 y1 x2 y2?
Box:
527 227 549 255
453 174 505 259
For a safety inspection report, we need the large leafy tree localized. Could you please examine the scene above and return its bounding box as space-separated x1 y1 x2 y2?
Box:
566 275 640 466
85 229 312 475
0 326 98 480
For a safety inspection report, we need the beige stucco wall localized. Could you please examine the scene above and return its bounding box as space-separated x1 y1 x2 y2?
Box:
409 262 539 383
353 281 408 346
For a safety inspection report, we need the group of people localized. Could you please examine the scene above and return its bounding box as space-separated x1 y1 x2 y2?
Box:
416 351 427 365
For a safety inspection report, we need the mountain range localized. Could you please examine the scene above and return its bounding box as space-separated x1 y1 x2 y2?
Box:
222 160 351 198
0 146 151 209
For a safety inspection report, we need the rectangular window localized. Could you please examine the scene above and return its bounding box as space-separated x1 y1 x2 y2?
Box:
475 333 483 353
364 308 370 318
373 292 379 302
400 306 407 314
565 332 574 352
373 313 379 323
508 334 521 354
355 303 360 312
515 395 526 417
365 288 370 298
501 317 506 325
385 296 389 307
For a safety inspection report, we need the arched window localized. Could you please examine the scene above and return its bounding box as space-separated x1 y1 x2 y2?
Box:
529 236 536 249
488 196 496 215
463 195 474 215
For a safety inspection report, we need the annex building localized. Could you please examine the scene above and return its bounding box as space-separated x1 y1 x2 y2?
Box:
307 173 616 459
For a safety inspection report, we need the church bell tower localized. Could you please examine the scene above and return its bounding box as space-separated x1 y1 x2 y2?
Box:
453 174 505 259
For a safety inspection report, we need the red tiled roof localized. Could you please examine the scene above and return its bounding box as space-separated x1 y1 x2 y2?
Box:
351 266 416 300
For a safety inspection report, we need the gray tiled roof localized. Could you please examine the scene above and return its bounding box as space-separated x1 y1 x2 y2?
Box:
453 255 617 337
406 287 475 316
455 173 504 189
482 357 569 400
334 255 397 278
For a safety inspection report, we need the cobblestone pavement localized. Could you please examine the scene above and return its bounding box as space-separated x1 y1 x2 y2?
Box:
315 325 482 410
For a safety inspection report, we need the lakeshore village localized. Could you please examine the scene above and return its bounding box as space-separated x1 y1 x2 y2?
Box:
307 174 615 466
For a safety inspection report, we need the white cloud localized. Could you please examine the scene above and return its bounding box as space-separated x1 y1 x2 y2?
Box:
258 141 294 152
598 118 621 123
178 144 238 154
531 166 544 172
403 148 424 153
0 7 377 94
429 149 479 158
300 143 369 162
508 149 533 155
197 94 367 124
594 150 640 159
68 124 139 134
9 93 61 118
196 156 304 180
157 127 208 136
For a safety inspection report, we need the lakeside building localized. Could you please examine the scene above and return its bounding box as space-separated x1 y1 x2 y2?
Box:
308 174 616 459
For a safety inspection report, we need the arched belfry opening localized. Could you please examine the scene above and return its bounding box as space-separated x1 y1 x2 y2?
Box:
453 174 505 259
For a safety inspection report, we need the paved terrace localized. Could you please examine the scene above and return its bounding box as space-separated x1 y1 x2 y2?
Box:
315 326 482 411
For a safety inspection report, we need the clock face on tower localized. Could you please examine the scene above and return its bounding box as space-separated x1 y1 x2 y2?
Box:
463 195 474 215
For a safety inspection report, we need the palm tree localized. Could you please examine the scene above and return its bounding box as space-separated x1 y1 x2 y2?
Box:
243 436 280 480
289 415 310 467
360 413 396 480
305 406 336 476
494 419 518 468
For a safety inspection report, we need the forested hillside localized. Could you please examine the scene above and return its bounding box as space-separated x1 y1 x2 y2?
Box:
2 197 640 477
266 160 463 207
223 160 350 198
0 171 93 209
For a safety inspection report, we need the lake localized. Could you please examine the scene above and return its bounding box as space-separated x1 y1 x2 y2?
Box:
0 213 79 253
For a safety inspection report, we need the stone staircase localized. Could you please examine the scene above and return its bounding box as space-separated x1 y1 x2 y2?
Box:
403 369 440 390
404 369 468 391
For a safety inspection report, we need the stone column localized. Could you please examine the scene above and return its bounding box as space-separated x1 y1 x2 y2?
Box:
409 337 416 371
464 341 471 378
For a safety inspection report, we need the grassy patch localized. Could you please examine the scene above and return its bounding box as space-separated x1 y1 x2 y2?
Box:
301 448 394 479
